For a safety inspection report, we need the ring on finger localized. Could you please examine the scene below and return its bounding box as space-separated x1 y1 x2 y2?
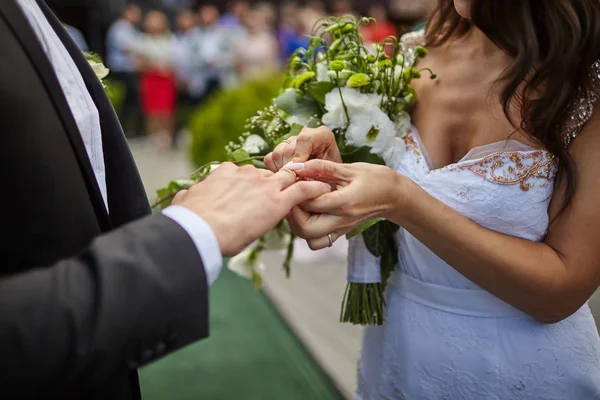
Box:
327 233 334 248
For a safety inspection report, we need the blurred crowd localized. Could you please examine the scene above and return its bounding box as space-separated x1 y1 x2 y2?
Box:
69 1 409 150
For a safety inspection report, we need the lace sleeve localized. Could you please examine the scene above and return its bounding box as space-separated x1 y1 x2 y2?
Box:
400 29 426 67
563 60 600 146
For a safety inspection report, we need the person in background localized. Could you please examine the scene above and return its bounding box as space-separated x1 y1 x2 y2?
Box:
64 24 88 51
197 5 225 96
106 4 143 138
305 0 326 16
332 0 356 17
217 0 249 87
174 8 206 142
131 10 178 150
278 2 311 60
219 0 249 28
361 4 398 55
234 8 279 81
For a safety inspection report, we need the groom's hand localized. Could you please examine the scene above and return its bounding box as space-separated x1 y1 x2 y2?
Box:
172 163 331 257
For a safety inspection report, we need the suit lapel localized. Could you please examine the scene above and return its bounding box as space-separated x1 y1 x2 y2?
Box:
0 0 112 230
36 0 152 226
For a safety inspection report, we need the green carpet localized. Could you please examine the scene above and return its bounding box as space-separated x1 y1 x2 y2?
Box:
140 268 343 400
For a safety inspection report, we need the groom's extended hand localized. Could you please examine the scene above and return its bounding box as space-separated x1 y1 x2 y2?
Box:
172 162 331 257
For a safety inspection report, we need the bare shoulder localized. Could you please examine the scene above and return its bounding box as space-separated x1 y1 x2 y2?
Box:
567 108 600 170
548 108 600 240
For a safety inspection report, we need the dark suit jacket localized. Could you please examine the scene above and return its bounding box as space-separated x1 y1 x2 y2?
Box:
0 1 209 398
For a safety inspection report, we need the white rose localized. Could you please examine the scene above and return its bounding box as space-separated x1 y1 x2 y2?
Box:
228 245 266 280
89 60 110 81
242 134 268 155
322 87 382 129
346 108 396 160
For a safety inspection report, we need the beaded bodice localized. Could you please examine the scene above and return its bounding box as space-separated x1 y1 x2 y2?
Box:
401 29 600 146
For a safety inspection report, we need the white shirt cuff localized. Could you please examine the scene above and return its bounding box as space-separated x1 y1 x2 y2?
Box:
162 205 223 286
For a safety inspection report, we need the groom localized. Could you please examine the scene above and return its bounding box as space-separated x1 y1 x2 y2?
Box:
0 1 330 399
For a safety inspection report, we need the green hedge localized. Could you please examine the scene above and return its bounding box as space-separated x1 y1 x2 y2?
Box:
188 76 284 167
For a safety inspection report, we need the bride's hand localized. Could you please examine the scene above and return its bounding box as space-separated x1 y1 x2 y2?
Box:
284 160 413 250
264 126 342 172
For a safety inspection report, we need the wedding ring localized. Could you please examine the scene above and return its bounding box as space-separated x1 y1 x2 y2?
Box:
327 233 334 248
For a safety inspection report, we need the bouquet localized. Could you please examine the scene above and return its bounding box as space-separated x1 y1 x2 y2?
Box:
154 16 435 325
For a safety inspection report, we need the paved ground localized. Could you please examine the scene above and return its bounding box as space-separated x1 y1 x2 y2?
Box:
130 138 600 398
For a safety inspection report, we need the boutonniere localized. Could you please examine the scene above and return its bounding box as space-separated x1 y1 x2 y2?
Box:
83 52 110 88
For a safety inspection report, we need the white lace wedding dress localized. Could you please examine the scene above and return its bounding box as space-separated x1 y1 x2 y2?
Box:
355 31 600 400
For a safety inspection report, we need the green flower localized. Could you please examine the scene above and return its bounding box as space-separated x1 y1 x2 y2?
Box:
341 23 356 34
367 54 377 63
403 67 421 81
329 60 347 72
290 56 303 70
414 46 428 58
346 73 371 88
377 59 393 69
291 71 316 89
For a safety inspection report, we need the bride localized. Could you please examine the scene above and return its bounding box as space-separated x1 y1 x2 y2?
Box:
265 0 600 398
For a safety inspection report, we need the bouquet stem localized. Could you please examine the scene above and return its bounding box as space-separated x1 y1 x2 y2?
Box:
340 283 385 325
282 232 296 278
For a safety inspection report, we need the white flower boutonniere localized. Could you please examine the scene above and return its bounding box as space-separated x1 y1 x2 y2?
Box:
83 52 110 87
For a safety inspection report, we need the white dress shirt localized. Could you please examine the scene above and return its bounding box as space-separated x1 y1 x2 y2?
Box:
17 0 223 285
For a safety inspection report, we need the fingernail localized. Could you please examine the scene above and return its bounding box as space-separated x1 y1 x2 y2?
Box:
284 162 305 171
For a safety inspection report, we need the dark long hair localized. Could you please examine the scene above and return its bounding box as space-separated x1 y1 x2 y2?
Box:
425 0 600 212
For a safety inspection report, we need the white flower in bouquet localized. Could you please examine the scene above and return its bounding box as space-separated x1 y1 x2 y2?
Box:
228 245 266 279
242 134 268 155
263 228 291 251
322 87 382 129
317 62 330 82
286 115 311 127
394 111 412 139
89 60 110 81
346 108 396 159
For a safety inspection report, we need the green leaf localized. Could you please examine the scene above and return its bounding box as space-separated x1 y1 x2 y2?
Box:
380 241 399 285
307 81 336 104
231 149 252 165
156 187 172 198
340 145 385 165
289 123 304 137
82 51 103 63
274 89 320 119
362 220 400 257
346 218 385 239
252 160 267 169
167 179 195 191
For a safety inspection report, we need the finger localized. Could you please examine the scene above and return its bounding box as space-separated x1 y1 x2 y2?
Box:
307 231 345 251
286 159 352 182
292 134 313 162
282 138 297 166
264 153 277 172
270 167 298 190
272 142 292 170
299 190 347 214
258 169 274 178
281 180 332 207
287 206 347 239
